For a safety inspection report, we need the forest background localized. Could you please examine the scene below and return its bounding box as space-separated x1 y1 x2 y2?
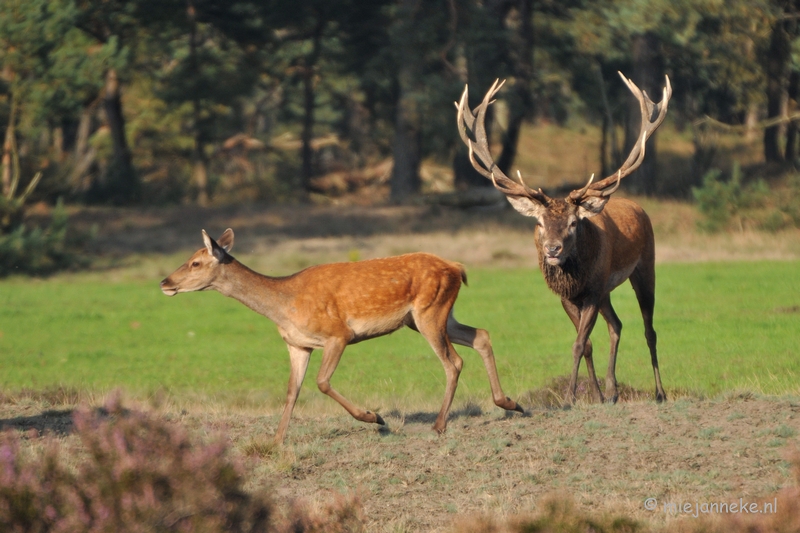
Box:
2 0 800 234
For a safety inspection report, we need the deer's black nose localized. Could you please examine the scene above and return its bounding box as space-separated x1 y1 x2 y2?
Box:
545 244 562 256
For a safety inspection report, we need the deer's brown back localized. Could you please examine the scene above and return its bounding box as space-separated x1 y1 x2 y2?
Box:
277 253 464 339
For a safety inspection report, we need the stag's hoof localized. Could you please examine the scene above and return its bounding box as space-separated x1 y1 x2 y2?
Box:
655 392 667 403
370 411 385 425
509 398 525 414
604 394 619 405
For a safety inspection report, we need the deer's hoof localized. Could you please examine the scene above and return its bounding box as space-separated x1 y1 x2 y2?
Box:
510 399 525 414
372 412 385 425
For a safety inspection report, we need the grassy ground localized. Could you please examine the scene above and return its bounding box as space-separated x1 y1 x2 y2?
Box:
1 261 799 407
1 389 798 532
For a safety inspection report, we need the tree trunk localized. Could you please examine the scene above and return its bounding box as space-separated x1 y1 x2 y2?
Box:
390 0 422 202
625 32 661 196
301 22 325 193
786 69 800 162
391 68 421 202
764 18 789 163
744 104 759 142
496 0 534 176
188 2 209 206
1 94 17 198
69 103 97 193
192 139 209 206
102 68 138 203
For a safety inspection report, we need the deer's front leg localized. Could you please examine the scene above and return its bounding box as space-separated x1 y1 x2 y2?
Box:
274 344 312 443
317 337 385 426
567 301 601 405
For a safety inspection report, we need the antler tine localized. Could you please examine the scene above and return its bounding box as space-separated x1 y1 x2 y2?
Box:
602 170 622 197
576 72 672 198
570 173 595 200
456 80 548 202
455 85 474 146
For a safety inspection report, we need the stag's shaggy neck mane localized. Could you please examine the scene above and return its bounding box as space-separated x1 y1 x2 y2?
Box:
538 221 601 301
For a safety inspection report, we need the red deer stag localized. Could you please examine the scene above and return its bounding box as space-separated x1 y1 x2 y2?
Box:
161 229 523 442
456 73 670 404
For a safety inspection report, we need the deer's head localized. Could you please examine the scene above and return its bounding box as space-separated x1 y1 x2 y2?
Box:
160 229 234 296
507 189 610 266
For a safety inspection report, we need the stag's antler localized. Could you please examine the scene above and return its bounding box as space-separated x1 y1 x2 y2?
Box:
569 72 672 201
456 80 550 204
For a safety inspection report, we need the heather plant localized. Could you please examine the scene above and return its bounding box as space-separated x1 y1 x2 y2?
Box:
0 394 365 532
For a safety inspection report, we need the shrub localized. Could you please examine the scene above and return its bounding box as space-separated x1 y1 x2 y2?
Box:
0 395 365 532
692 163 768 232
0 199 86 277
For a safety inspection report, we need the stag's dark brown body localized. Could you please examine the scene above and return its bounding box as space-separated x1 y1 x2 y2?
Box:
456 73 669 404
535 197 659 403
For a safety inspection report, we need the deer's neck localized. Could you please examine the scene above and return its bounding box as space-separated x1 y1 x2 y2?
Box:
214 260 289 324
538 223 601 301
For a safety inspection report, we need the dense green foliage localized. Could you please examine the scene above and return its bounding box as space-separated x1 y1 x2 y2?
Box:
694 164 800 232
1 262 798 404
2 0 800 206
0 200 84 276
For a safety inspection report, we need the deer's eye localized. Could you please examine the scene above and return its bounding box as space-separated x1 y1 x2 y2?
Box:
569 220 578 229
191 261 200 268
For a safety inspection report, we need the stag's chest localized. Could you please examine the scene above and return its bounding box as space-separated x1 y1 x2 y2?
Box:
539 258 588 300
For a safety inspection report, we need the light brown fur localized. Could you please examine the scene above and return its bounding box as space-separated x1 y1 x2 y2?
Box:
161 229 522 443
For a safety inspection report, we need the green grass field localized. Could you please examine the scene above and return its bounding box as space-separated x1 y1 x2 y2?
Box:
1 261 799 408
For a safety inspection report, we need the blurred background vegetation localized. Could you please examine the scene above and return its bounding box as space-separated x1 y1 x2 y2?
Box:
3 0 800 273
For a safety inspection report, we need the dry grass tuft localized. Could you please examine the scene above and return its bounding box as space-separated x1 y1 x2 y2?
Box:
450 449 800 533
241 435 281 459
450 493 644 533
517 375 701 409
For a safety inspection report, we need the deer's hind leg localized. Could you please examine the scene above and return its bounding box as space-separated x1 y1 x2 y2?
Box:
412 308 464 434
446 312 523 413
599 295 622 404
629 263 666 402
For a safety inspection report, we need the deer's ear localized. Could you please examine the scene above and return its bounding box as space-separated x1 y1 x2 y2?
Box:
202 229 215 255
505 195 547 221
576 196 609 219
217 228 234 252
201 229 228 262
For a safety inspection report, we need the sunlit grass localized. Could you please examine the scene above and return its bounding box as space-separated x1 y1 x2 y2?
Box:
1 261 798 407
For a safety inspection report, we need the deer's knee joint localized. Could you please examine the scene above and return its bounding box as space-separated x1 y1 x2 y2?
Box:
473 328 492 352
572 341 586 360
316 380 331 394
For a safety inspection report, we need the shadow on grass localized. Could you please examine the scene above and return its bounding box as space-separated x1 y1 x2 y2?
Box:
0 409 75 436
0 386 132 437
383 399 486 427
518 375 705 410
